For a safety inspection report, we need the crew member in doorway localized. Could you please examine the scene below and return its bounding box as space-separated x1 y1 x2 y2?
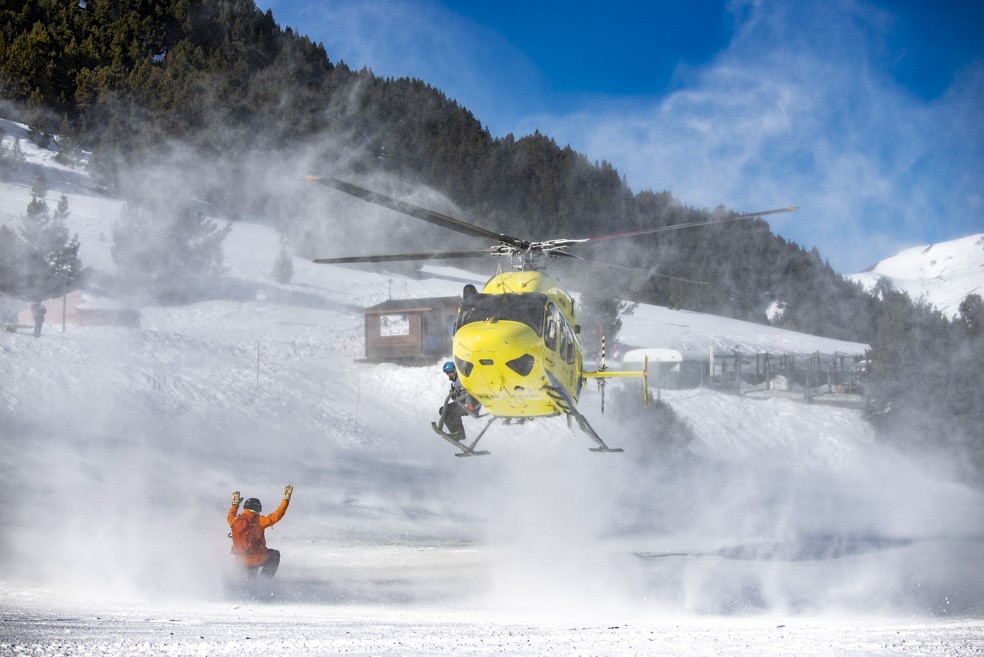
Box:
439 361 479 442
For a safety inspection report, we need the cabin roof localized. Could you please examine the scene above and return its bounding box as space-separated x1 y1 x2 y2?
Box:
364 296 461 314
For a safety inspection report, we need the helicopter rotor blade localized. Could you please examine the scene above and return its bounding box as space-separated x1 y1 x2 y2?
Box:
580 206 799 243
313 249 497 264
561 252 709 285
307 176 528 248
308 176 797 274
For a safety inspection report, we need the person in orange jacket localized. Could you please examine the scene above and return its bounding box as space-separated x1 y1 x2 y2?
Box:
227 484 293 578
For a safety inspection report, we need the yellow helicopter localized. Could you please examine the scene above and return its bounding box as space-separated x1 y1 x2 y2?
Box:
308 176 796 456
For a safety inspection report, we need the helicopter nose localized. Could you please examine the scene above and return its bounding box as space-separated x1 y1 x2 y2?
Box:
453 321 540 385
454 321 531 363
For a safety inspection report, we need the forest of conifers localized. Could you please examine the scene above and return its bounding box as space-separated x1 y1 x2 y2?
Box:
1 0 981 478
0 0 876 337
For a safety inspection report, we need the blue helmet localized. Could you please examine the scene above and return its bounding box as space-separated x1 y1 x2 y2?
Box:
442 361 456 374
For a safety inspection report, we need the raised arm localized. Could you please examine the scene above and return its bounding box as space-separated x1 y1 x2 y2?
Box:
227 490 242 526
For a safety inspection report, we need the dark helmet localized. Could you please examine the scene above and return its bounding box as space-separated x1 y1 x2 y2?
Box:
442 361 456 374
243 498 262 513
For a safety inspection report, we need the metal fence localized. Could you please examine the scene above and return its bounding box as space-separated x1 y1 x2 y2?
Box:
708 350 867 402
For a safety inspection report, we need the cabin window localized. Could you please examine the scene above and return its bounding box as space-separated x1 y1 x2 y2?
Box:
379 313 410 336
456 293 547 336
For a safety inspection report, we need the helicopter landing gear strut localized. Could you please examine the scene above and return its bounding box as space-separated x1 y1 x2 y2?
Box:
571 405 624 453
545 372 624 453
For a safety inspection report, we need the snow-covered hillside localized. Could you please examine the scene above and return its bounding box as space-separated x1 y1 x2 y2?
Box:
2 119 983 656
848 233 984 318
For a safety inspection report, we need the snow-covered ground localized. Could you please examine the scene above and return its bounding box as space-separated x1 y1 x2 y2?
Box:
2 593 981 657
2 118 983 655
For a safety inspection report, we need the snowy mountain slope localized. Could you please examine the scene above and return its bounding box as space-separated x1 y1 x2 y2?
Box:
620 303 867 357
847 233 984 318
2 119 983 655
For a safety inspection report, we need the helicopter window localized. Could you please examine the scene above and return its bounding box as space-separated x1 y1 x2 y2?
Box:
563 324 576 364
456 293 547 336
544 303 559 351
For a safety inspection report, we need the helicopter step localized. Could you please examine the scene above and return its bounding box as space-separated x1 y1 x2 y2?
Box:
435 391 495 456
431 421 492 457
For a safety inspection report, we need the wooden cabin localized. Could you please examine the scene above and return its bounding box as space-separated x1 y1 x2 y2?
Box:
363 296 461 362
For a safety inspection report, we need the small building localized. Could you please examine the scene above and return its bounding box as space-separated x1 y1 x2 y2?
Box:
622 347 693 388
14 291 141 330
363 296 461 362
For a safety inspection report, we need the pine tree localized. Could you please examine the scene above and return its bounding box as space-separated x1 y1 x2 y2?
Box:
30 173 48 199
0 128 8 169
26 89 52 148
957 294 984 336
55 114 84 168
8 136 26 168
88 134 121 193
271 247 294 284
0 225 22 294
17 189 82 298
112 199 232 302
577 291 637 359
953 294 984 476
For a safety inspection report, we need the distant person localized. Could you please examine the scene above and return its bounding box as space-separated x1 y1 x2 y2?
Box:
227 485 293 578
438 361 479 442
30 302 46 338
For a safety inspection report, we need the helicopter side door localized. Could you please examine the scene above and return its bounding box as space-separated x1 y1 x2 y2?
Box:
558 316 577 390
543 302 580 393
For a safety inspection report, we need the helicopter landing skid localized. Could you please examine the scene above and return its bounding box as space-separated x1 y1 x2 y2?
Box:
431 420 492 457
589 445 625 453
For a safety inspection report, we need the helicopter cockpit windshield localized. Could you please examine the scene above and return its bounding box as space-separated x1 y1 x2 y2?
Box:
456 293 547 336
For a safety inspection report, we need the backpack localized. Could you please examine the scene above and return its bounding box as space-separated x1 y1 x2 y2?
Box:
230 512 264 557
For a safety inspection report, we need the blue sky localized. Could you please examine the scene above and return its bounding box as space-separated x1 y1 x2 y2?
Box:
256 0 983 272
